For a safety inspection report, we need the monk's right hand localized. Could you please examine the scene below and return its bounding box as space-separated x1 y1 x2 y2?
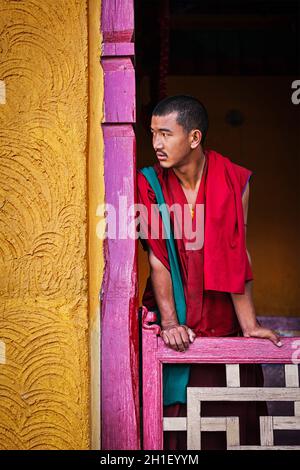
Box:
160 322 196 352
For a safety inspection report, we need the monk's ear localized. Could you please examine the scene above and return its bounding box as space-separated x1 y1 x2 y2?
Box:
190 129 202 149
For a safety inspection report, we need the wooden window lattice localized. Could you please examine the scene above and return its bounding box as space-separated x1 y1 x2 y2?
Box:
164 364 300 450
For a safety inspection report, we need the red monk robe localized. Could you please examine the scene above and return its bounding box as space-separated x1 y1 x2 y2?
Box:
137 149 267 450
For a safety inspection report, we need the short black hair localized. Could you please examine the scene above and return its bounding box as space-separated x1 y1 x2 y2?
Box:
152 95 209 145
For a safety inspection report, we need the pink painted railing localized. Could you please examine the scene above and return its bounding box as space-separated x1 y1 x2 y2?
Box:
142 307 300 450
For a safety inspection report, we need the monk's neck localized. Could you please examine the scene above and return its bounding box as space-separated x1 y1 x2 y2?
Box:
172 151 206 190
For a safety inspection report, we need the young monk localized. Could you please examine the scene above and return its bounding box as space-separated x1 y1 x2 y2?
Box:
137 95 281 450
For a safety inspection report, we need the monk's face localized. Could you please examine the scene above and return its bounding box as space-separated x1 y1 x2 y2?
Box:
151 112 196 168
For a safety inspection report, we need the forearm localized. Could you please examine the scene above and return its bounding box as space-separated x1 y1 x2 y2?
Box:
231 246 258 334
148 250 196 351
230 280 259 335
231 279 281 346
150 262 179 327
148 250 179 327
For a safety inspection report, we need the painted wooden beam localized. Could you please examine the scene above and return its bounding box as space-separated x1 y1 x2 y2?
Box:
100 0 139 450
102 0 134 43
154 337 298 364
102 59 135 123
101 125 139 450
102 42 135 57
142 306 163 450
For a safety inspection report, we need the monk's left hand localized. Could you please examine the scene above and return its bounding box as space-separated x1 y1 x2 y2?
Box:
243 325 282 347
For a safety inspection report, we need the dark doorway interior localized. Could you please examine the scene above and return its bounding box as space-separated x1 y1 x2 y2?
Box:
135 0 299 145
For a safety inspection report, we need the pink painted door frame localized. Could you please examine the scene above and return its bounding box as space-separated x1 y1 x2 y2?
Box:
100 0 140 450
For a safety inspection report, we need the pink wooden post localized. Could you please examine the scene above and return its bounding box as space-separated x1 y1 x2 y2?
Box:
101 0 139 450
141 307 164 450
142 308 300 450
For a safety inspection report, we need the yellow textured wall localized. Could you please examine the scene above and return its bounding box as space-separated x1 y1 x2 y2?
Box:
0 0 95 449
88 0 103 450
